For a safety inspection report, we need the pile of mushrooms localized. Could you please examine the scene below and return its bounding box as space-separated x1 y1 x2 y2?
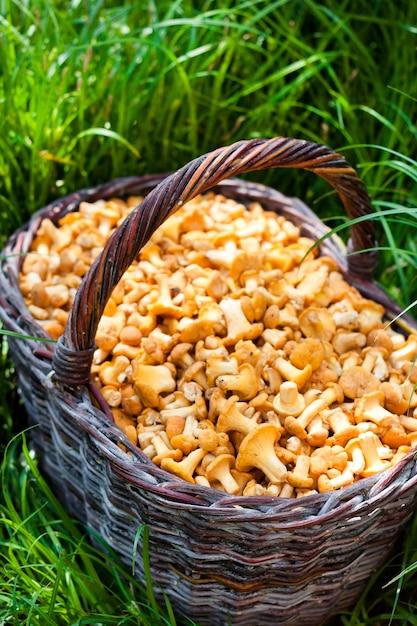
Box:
20 191 417 498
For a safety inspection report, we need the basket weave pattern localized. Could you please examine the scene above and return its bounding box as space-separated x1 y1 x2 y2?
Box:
1 138 417 626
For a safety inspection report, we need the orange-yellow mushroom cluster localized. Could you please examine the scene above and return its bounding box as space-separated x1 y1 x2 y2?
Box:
19 192 417 498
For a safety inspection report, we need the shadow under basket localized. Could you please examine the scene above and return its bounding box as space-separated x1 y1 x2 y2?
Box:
2 137 417 626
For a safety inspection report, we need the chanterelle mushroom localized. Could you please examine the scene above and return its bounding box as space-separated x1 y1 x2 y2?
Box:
354 390 395 426
299 306 336 342
236 424 287 484
205 454 240 494
339 366 380 400
161 447 206 484
132 362 176 407
216 363 259 400
273 381 305 417
219 297 263 346
217 395 261 436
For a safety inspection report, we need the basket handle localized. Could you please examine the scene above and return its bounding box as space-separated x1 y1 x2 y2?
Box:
52 137 377 385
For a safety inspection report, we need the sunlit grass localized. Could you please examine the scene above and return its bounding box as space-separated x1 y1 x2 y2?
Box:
0 434 187 626
1 0 417 624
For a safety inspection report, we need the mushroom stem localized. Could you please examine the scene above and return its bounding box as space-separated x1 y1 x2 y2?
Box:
273 357 312 390
160 447 206 483
358 432 390 477
328 409 358 446
219 297 263 345
273 381 305 417
217 395 260 436
236 424 287 484
216 363 259 400
152 434 183 466
287 454 313 489
306 415 328 447
345 438 366 474
285 384 343 439
205 454 240 495
354 390 395 426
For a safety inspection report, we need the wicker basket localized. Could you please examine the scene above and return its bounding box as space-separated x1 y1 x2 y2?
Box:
1 137 417 626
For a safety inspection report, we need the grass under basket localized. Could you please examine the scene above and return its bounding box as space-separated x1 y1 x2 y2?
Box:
1 0 417 623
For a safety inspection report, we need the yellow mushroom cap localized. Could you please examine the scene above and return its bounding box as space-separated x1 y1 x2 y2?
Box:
339 366 380 400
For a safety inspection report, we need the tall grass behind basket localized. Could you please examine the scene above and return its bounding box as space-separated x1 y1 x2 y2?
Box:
1 138 417 626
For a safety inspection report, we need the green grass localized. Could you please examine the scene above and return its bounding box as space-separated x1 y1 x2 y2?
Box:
1 0 417 624
0 435 184 626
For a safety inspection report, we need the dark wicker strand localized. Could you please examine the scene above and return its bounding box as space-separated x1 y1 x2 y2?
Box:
53 337 96 387
53 137 376 384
